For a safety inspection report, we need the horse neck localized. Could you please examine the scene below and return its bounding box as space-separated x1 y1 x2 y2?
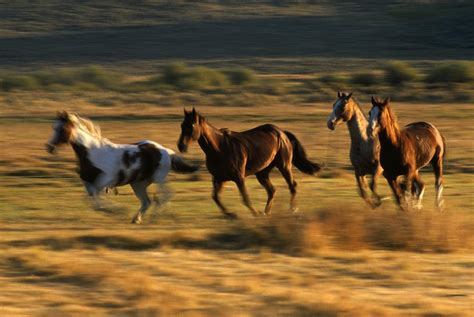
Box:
197 121 224 156
346 104 370 146
378 112 402 153
70 127 104 151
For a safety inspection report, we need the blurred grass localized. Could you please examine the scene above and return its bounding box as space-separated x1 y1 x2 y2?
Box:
0 103 473 316
1 61 473 103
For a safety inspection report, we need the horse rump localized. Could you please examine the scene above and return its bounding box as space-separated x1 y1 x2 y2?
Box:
284 131 321 175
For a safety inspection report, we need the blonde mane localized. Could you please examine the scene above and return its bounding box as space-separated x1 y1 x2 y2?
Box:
71 114 102 138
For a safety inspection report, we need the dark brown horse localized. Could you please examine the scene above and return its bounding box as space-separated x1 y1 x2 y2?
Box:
367 97 446 210
177 108 321 218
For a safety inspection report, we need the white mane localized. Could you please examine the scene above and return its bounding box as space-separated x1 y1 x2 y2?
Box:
70 114 104 139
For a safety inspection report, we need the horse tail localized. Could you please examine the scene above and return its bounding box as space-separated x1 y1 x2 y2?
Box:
170 154 199 173
441 134 447 159
284 131 321 175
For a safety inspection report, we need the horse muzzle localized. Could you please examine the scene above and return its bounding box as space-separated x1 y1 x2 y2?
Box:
177 142 188 153
45 143 56 154
327 120 336 131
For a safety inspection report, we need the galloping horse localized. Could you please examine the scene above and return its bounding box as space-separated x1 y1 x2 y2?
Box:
327 92 383 208
367 97 446 210
177 108 321 218
46 111 198 223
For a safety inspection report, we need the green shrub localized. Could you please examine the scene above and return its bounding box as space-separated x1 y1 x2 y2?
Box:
185 66 229 89
351 72 378 86
162 62 189 86
0 75 38 91
425 61 474 83
76 65 118 88
384 61 417 85
160 63 229 90
224 67 256 85
319 74 346 84
32 69 75 86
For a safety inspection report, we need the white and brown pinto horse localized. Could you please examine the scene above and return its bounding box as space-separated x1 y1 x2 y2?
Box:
327 92 383 208
46 111 198 223
368 97 446 210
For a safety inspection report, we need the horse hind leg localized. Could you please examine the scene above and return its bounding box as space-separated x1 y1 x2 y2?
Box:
278 165 298 213
432 153 445 210
412 173 425 211
256 170 275 216
130 181 151 224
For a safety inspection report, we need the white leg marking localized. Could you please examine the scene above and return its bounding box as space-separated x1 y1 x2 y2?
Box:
436 184 444 210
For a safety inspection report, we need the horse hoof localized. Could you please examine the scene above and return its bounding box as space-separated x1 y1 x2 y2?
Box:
291 206 299 213
131 217 142 224
372 199 382 208
224 213 238 220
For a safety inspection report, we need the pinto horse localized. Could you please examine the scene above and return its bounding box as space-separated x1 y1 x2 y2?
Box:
177 108 321 218
367 97 446 210
46 111 198 223
327 92 383 208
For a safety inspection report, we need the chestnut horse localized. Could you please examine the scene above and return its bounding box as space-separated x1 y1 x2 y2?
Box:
177 108 321 218
367 97 446 210
327 92 383 208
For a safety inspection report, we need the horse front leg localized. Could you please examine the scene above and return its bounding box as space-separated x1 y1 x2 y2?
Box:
212 180 237 219
386 177 405 211
130 181 151 224
404 169 419 210
85 184 102 210
370 168 383 207
235 177 260 217
355 173 375 208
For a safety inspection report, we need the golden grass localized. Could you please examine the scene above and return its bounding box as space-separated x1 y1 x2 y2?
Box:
0 100 473 316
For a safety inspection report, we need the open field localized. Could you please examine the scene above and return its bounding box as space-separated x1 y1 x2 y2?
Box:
1 101 473 316
1 1 474 316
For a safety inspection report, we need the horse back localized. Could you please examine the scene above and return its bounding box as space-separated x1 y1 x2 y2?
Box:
402 122 444 168
219 124 286 176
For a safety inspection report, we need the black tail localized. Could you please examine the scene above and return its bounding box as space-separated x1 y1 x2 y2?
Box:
284 131 321 175
171 155 199 173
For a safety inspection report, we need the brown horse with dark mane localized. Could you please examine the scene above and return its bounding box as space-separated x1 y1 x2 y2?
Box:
368 97 446 210
177 108 321 218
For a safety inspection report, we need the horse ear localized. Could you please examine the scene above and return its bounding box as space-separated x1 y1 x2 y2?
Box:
57 110 69 120
337 91 342 98
183 108 188 115
371 96 376 105
347 92 353 99
383 96 390 105
191 107 198 122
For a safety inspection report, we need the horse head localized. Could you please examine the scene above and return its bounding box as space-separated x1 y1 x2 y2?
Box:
45 111 76 154
368 96 390 138
327 91 354 130
177 107 204 153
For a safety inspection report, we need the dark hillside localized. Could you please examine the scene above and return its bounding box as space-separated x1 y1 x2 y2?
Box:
0 1 472 70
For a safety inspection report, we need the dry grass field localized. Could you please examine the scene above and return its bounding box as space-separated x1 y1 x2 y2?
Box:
1 98 473 316
1 1 474 316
